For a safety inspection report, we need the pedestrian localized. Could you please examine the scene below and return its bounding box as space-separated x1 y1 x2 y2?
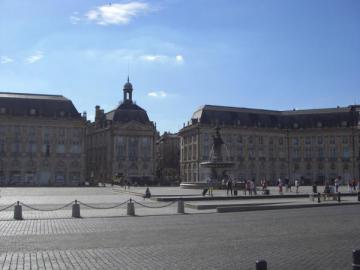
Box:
334 177 340 193
207 178 214 196
143 187 151 199
250 180 256 195
278 178 283 195
247 180 252 196
295 179 300 193
352 179 357 192
285 178 289 192
226 179 233 196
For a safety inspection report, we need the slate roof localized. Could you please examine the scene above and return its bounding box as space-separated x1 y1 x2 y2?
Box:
106 102 150 124
0 92 81 118
191 105 360 129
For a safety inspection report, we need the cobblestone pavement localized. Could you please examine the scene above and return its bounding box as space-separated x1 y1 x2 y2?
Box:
0 205 359 269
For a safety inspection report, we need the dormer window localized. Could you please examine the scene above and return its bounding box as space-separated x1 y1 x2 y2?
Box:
293 123 298 129
29 108 37 115
317 122 322 128
59 111 65 117
341 121 347 127
0 107 6 114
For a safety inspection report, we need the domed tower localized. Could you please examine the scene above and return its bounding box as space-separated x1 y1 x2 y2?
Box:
123 76 133 103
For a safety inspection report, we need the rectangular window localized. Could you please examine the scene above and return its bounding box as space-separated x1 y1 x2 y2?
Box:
329 136 335 144
329 148 337 158
70 142 81 154
57 143 65 154
259 136 263 145
279 138 283 145
11 141 20 153
292 137 299 145
305 137 311 145
55 172 66 184
342 136 349 144
317 136 323 144
27 142 37 153
343 147 350 158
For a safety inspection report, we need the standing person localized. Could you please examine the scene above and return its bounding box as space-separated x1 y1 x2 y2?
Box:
247 180 253 196
284 178 289 192
207 178 214 196
334 177 340 193
278 178 283 195
352 179 357 192
250 180 256 195
226 178 233 196
253 179 257 195
295 179 300 193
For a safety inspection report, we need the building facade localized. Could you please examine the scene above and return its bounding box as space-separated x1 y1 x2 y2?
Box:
179 105 360 185
85 79 157 185
155 132 180 185
0 93 86 186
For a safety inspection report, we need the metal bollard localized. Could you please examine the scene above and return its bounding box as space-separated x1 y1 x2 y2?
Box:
256 259 267 270
337 192 341 203
14 201 22 220
317 192 321 203
127 198 135 216
357 192 360 202
353 249 360 270
72 200 80 218
177 199 185 214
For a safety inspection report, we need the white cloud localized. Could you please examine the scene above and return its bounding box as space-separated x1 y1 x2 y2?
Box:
70 12 81 24
86 2 150 25
0 56 14 64
148 91 167 98
140 54 185 64
141 54 166 62
175 55 184 63
26 51 44 64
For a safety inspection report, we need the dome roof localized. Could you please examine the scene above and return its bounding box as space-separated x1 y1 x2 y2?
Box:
123 81 133 91
112 102 150 124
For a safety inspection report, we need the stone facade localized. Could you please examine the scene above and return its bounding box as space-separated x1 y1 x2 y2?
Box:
156 132 180 185
85 79 157 185
179 105 360 185
0 93 86 186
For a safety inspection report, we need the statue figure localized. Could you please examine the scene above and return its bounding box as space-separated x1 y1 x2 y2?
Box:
212 126 224 162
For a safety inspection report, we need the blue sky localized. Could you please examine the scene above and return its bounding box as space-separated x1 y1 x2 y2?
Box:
0 0 359 133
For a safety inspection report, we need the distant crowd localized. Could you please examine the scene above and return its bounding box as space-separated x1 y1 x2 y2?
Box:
204 177 360 197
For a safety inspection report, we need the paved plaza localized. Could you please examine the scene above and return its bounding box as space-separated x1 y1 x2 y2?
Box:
0 186 359 269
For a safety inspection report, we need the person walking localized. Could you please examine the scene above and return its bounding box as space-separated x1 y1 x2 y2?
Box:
207 178 214 196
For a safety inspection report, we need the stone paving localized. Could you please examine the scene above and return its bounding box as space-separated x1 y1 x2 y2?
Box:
0 205 359 269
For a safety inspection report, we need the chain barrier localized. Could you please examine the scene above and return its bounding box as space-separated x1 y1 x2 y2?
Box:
0 202 17 212
20 201 74 212
133 200 177 208
78 200 129 210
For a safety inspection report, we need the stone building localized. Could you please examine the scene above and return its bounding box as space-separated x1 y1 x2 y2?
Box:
155 132 180 185
85 79 157 185
179 105 360 185
0 92 86 186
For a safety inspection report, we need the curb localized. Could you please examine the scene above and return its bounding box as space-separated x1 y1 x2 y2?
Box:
217 202 360 213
